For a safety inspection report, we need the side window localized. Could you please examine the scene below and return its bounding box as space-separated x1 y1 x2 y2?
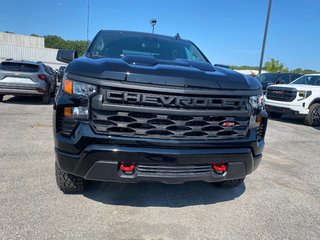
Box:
291 74 301 81
278 74 290 84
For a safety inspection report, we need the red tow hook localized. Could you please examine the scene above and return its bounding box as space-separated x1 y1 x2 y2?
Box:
120 162 135 175
212 164 227 174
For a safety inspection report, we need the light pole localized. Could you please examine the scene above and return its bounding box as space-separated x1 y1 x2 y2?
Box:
150 19 157 33
259 0 273 74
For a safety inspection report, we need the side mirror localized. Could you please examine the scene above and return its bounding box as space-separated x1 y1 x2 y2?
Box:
57 49 78 63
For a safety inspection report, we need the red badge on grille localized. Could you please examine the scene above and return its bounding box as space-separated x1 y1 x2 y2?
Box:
222 122 235 127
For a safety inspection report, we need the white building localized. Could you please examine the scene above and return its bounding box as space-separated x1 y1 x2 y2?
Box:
0 32 65 70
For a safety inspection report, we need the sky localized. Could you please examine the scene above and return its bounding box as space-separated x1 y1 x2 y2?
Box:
0 0 319 70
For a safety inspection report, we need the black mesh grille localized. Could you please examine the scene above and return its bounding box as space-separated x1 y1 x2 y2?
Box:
91 109 249 139
91 88 251 140
266 88 297 102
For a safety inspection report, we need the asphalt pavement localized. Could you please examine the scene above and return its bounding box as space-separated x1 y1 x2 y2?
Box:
0 95 319 240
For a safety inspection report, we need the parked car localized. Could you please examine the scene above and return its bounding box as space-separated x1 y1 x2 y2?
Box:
265 74 320 126
256 72 302 92
58 66 66 82
48 66 58 82
0 60 56 103
54 30 268 193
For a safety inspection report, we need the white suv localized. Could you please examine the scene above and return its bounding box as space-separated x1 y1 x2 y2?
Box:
265 74 320 126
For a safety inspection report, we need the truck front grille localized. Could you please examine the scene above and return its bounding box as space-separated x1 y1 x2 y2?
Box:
266 88 297 102
90 87 251 140
91 109 249 139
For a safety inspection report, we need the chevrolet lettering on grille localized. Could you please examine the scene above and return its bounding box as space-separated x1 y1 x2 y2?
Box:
105 90 238 109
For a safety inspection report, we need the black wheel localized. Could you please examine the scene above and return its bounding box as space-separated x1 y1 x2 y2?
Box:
0 95 3 102
304 103 320 126
268 112 282 119
212 178 245 188
55 162 85 194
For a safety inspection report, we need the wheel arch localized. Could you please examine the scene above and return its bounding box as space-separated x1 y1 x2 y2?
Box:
308 98 320 108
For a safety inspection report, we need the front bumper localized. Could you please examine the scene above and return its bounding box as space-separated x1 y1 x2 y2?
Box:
55 123 265 184
265 98 309 115
0 84 46 96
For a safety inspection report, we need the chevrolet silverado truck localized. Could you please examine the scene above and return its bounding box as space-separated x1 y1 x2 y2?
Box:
265 74 320 126
54 30 268 193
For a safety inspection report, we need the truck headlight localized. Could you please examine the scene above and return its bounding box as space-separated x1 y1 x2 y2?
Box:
63 79 97 97
298 91 312 100
249 95 264 109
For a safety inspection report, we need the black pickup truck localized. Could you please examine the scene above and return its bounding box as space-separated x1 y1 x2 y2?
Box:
54 30 268 193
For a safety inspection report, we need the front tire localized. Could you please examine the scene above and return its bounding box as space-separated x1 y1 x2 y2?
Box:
212 178 245 188
55 162 85 194
304 103 320 126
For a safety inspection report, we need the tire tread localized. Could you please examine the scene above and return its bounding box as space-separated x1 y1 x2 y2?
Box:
55 162 84 193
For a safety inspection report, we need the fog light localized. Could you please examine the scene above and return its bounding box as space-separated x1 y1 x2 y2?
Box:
64 107 72 117
72 107 89 119
63 107 89 119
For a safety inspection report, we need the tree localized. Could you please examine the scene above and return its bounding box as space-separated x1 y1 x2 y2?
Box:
292 68 318 74
44 35 88 56
264 58 288 72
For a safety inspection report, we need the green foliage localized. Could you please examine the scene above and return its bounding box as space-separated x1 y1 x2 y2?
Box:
264 58 288 72
230 65 263 71
44 35 88 56
291 68 318 74
231 60 319 74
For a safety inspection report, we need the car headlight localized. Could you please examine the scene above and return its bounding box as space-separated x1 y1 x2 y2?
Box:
249 95 264 109
63 79 97 97
298 91 312 100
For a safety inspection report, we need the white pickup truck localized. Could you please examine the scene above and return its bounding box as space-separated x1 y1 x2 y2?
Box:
264 74 320 126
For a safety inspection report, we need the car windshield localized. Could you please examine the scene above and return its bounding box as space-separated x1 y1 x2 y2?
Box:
87 31 207 62
256 73 279 83
291 75 320 86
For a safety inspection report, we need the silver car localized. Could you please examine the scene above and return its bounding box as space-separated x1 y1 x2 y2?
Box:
0 60 56 104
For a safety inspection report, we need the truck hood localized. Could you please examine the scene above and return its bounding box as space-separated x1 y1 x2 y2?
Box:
66 56 261 90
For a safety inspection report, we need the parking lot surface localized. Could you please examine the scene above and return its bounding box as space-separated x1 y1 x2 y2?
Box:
0 95 319 240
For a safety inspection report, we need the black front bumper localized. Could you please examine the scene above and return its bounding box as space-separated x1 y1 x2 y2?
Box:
55 123 265 184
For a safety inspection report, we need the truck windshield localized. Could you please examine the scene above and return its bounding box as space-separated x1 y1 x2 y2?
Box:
256 73 279 83
87 31 207 62
291 75 320 86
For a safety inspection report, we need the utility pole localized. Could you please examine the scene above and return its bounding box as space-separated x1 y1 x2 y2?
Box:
259 0 273 74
